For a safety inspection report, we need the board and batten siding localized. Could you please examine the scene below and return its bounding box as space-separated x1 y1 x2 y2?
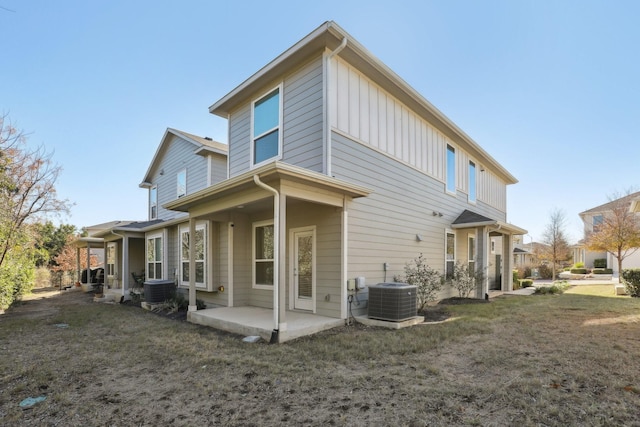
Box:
329 56 507 213
227 57 325 178
332 132 504 292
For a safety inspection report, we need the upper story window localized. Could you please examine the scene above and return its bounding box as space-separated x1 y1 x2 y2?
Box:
592 214 603 233
149 185 158 220
446 145 456 194
252 86 282 166
468 161 476 203
177 169 187 198
253 220 274 289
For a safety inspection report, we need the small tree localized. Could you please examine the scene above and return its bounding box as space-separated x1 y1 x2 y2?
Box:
450 262 476 298
540 208 571 280
396 253 444 311
586 191 640 281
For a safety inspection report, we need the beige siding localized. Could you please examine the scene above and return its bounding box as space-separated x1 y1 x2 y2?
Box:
332 132 504 298
330 57 507 213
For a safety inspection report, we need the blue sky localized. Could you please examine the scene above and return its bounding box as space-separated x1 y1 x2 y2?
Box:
2 0 639 243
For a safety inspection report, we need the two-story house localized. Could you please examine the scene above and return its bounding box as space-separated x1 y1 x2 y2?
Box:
164 21 526 342
76 128 228 302
574 191 640 276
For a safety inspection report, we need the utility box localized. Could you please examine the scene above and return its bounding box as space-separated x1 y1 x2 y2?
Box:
143 279 174 303
368 282 417 321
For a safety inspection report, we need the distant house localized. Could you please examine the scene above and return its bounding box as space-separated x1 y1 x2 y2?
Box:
78 22 526 342
574 191 640 275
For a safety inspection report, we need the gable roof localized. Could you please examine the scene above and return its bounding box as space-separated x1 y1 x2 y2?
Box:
209 20 518 185
139 128 228 188
451 209 527 235
579 191 640 217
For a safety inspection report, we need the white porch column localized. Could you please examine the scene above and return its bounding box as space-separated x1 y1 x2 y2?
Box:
340 196 348 319
188 217 197 312
476 226 489 298
502 234 513 291
121 237 130 297
278 191 287 331
86 245 91 283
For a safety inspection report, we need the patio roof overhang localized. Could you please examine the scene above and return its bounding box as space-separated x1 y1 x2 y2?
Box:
164 161 372 213
451 209 527 235
73 236 105 249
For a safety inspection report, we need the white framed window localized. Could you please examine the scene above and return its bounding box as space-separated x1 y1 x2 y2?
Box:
146 233 164 280
106 243 116 277
446 145 456 194
251 85 282 167
491 239 496 254
149 185 158 220
179 223 207 289
592 214 603 233
468 234 476 275
177 169 187 198
253 220 274 289
468 161 476 203
445 230 456 279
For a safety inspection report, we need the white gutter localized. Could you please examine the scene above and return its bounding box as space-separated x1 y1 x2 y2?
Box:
325 36 347 177
253 175 280 342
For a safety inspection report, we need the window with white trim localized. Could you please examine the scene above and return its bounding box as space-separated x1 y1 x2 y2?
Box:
180 223 206 288
106 243 116 277
468 161 476 203
147 233 163 280
177 169 186 198
149 185 158 220
468 234 476 276
252 86 281 166
592 214 603 233
446 230 456 279
253 220 274 288
446 145 456 193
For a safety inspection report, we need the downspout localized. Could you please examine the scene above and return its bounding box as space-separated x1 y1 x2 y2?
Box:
325 36 347 177
253 175 280 343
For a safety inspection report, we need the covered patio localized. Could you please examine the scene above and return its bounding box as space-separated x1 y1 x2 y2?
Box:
188 306 344 343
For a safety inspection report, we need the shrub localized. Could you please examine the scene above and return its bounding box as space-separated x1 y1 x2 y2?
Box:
570 268 588 274
512 270 519 285
397 253 444 311
592 268 613 275
622 269 640 297
572 262 585 269
520 279 534 287
535 281 569 295
594 258 607 268
537 264 553 279
450 262 476 298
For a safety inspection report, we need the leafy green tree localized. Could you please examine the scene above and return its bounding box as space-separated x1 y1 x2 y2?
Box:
34 221 77 267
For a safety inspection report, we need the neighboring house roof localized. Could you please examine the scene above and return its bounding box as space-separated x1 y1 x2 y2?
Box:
513 247 528 253
140 128 228 188
209 20 518 185
451 209 527 235
83 220 138 237
579 191 640 218
165 161 371 212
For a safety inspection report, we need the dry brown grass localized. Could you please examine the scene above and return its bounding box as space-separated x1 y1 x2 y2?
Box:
1 285 640 426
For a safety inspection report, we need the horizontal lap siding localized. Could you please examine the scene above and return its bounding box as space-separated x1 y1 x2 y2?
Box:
210 153 228 185
228 106 251 178
332 133 505 292
286 203 342 318
282 57 324 172
155 136 208 220
330 57 507 213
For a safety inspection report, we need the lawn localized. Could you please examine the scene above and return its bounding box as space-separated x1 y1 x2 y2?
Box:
1 285 639 426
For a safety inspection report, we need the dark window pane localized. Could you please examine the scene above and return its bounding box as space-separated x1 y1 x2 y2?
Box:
254 130 279 164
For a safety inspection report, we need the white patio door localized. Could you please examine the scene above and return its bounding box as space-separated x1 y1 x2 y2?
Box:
292 227 315 311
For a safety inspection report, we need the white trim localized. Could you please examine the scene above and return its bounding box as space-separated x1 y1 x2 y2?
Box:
340 197 348 319
250 84 284 169
146 230 166 280
177 168 187 199
149 185 158 220
289 226 317 312
227 222 234 307
178 221 208 290
445 229 456 278
252 219 275 290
